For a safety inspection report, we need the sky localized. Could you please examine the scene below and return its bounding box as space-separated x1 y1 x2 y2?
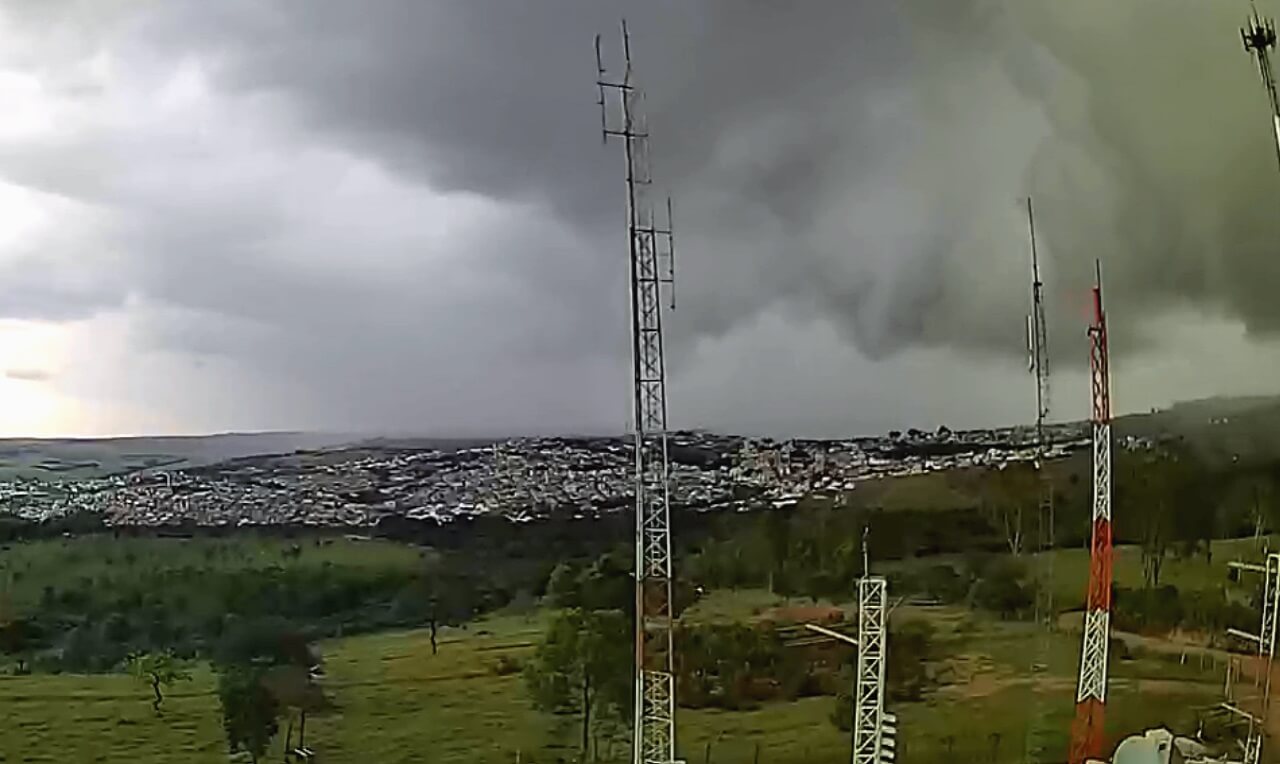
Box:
1 0 1280 439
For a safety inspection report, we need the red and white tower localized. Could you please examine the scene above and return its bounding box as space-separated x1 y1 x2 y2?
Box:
1069 260 1114 764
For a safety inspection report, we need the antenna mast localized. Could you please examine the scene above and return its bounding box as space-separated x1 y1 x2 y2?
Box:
596 21 679 764
852 533 892 764
1023 196 1057 763
1027 198 1051 440
1242 3 1280 169
1069 260 1114 764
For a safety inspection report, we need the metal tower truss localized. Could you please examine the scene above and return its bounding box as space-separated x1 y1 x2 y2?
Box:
1069 261 1113 764
853 577 888 764
1023 196 1058 763
1241 6 1280 169
596 21 679 764
1224 553 1280 764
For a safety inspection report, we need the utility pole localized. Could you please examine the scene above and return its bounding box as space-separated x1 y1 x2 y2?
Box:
1023 196 1058 763
595 21 680 764
1224 553 1280 764
1068 260 1115 764
1241 4 1280 169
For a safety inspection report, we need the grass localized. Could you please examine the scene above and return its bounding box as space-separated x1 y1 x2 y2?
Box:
0 526 1252 762
0 592 1227 763
1041 535 1274 610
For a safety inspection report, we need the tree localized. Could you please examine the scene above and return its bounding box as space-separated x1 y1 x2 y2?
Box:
127 651 192 714
217 664 280 764
979 462 1038 556
973 558 1034 618
523 608 631 755
261 663 335 754
214 619 323 761
1117 450 1190 589
546 560 585 607
0 590 37 676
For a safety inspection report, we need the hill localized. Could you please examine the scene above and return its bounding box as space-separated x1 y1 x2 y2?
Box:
1115 394 1280 464
0 432 357 482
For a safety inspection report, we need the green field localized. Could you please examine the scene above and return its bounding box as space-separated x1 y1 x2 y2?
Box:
0 598 1225 763
0 529 1258 763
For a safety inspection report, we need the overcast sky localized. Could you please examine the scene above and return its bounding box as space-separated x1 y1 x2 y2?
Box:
1 0 1279 439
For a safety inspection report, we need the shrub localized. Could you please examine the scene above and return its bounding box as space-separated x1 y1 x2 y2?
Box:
492 654 523 676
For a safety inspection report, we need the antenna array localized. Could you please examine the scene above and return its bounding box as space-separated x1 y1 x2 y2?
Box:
595 21 679 764
1242 4 1280 169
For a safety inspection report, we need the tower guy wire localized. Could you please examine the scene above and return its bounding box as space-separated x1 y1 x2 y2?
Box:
1241 3 1280 169
595 20 680 764
1068 260 1115 764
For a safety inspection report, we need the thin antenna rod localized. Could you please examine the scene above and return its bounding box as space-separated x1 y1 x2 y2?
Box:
862 523 870 578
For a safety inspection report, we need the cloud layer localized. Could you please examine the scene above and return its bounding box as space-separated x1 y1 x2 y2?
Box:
0 0 1277 436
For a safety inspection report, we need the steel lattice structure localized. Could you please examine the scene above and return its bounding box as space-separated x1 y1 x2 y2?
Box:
1241 6 1280 169
596 22 679 764
1023 196 1058 764
1224 553 1280 764
853 577 888 764
1069 261 1113 764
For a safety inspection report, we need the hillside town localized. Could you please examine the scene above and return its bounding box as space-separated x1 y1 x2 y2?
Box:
0 424 1095 528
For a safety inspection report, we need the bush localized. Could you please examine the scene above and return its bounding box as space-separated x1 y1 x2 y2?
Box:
920 564 970 603
967 556 1034 618
492 655 523 676
1114 585 1184 634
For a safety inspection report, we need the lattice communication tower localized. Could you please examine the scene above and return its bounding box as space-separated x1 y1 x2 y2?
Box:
853 576 890 764
1022 196 1059 763
1068 260 1114 764
1242 4 1280 169
1224 553 1280 764
595 21 679 764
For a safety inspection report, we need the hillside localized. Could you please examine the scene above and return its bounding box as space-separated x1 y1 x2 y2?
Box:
1114 394 1280 464
0 432 357 482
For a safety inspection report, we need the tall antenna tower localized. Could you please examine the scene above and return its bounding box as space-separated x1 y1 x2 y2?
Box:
595 21 680 764
852 577 889 764
1068 260 1115 764
1026 198 1051 437
1241 4 1280 169
1224 553 1280 764
1023 197 1058 763
853 536 892 764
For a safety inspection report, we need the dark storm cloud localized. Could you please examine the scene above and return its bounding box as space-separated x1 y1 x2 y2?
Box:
2 0 1279 438
119 0 1280 372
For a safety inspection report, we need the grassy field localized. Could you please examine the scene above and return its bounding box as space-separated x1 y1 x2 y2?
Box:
0 588 1229 764
0 531 1256 762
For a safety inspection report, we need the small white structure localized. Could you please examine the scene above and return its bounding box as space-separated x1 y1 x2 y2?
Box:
1109 728 1208 764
